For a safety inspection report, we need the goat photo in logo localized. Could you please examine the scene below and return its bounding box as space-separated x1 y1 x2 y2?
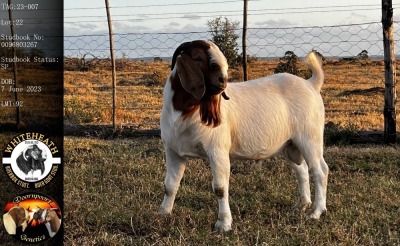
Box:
2 133 61 189
3 192 62 243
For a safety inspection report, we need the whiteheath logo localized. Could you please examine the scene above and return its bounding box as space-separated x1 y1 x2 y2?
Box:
2 133 61 189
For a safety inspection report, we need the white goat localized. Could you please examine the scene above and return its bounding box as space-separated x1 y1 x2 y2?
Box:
159 40 329 231
3 206 30 235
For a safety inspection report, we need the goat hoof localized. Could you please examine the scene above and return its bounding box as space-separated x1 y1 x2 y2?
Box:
158 207 172 215
292 201 312 213
214 220 232 232
307 208 327 219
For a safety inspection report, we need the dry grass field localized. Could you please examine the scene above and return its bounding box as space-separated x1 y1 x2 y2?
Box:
0 59 399 245
62 59 400 245
62 137 399 245
63 59 400 132
0 66 63 128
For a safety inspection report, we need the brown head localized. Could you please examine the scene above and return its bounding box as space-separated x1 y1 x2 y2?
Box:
170 40 229 127
8 206 30 232
45 209 61 233
33 208 45 221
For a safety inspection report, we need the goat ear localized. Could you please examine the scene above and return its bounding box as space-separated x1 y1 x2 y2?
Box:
176 54 205 100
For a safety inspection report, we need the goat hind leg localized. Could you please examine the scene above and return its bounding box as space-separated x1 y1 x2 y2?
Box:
159 148 186 215
308 157 329 219
283 144 311 212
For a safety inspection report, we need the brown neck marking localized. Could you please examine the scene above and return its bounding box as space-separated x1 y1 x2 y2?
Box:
170 73 222 127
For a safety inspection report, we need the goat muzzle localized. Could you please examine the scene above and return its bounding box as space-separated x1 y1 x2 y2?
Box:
208 83 230 100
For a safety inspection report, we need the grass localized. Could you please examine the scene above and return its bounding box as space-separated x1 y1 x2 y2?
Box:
62 137 400 245
62 59 400 132
1 59 399 245
60 58 399 245
0 67 63 128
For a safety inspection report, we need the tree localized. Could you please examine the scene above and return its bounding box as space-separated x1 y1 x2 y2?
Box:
207 17 240 67
274 51 313 79
357 50 369 59
274 51 299 75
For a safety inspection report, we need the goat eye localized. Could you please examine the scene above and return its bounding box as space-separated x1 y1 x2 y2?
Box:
210 63 219 70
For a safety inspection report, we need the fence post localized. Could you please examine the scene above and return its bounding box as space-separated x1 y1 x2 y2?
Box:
8 0 19 128
105 0 117 129
382 0 397 144
242 0 248 81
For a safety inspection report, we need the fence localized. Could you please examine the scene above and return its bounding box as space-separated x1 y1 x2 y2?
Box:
64 22 395 60
63 20 398 141
2 1 398 142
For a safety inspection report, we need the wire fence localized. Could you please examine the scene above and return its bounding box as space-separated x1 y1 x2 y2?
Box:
63 20 398 136
1 1 397 138
64 22 398 60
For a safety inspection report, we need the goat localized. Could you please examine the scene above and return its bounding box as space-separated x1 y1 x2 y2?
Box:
32 208 61 237
3 206 30 235
159 40 329 231
16 144 46 175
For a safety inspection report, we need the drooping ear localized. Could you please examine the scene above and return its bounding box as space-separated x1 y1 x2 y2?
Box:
171 41 192 70
176 54 205 100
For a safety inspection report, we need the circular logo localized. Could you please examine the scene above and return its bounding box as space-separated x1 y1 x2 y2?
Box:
3 192 62 244
2 133 61 188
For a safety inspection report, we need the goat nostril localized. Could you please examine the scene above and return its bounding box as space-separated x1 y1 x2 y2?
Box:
218 77 225 83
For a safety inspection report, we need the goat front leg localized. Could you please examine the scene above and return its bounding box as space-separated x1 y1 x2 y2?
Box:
159 148 186 215
209 153 232 232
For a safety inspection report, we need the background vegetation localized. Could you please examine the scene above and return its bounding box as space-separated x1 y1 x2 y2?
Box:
62 57 400 135
0 57 399 245
63 57 400 245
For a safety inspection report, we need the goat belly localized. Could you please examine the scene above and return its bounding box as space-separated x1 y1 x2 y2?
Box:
229 140 290 160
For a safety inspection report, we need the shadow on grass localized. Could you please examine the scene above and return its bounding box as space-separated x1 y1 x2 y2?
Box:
63 123 399 146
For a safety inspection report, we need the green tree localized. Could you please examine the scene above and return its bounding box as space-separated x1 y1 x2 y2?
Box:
274 51 299 75
357 50 369 59
207 17 240 67
274 51 313 79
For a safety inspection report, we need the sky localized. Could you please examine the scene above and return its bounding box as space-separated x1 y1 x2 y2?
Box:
64 0 399 35
62 0 400 58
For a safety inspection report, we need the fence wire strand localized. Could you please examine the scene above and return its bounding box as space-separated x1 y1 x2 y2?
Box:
60 21 400 131
64 22 400 59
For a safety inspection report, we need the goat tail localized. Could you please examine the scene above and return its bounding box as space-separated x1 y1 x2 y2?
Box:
303 52 324 92
3 213 16 235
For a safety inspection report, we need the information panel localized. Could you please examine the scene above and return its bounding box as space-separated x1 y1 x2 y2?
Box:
0 0 63 244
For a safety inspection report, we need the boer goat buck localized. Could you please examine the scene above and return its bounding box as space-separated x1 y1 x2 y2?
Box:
16 144 46 175
3 206 30 235
33 208 61 237
159 40 329 231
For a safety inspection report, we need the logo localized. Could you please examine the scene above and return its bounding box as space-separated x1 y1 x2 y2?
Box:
3 192 62 243
2 133 61 188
